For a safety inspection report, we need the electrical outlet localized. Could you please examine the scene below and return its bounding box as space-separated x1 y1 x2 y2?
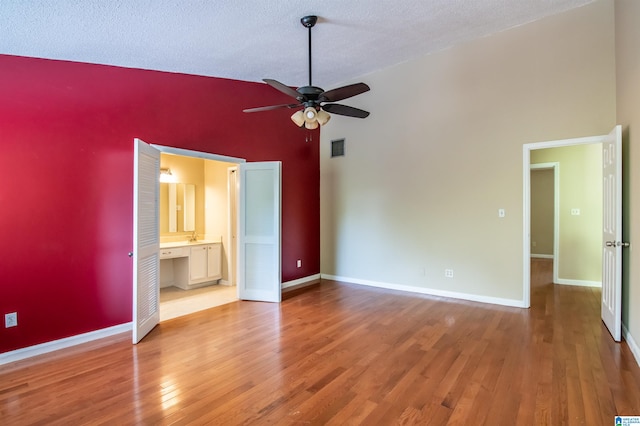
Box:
571 208 581 216
445 269 454 278
5 312 17 328
297 259 302 268
532 241 537 247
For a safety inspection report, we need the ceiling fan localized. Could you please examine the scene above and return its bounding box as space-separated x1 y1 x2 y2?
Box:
243 15 370 129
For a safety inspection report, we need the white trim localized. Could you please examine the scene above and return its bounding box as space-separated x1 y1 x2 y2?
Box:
554 278 601 288
227 166 238 287
622 323 640 368
523 147 531 308
282 274 321 289
321 274 526 308
525 134 605 150
523 134 606 309
151 144 246 164
531 254 554 259
0 323 131 366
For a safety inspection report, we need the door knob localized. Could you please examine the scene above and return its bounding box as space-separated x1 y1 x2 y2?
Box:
606 241 614 247
128 252 134 258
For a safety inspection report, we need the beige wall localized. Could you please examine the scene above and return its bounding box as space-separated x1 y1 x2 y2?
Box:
531 169 554 256
615 0 640 350
320 0 615 303
531 145 602 283
204 160 236 282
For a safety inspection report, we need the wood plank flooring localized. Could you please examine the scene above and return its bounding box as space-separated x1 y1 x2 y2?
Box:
1 259 639 424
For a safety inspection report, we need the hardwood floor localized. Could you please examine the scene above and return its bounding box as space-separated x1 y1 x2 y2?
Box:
1 259 639 424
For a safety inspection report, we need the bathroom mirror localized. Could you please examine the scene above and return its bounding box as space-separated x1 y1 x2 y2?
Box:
160 183 195 233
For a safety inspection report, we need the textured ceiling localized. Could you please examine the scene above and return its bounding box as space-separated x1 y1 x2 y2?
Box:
1 0 593 88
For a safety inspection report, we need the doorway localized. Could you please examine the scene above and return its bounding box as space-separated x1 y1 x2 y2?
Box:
154 147 244 321
133 139 283 343
522 134 606 308
530 163 559 282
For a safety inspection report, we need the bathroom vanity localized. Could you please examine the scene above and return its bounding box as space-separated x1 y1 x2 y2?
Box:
159 241 222 290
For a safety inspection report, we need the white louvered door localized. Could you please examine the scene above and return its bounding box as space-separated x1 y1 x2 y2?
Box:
133 138 160 343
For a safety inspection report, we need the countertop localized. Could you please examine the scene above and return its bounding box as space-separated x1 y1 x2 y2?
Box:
160 240 220 249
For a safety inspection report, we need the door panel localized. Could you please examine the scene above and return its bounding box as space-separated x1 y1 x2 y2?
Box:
238 162 281 302
602 125 622 342
133 138 160 344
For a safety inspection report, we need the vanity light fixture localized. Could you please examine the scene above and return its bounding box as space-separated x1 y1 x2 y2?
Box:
160 168 175 183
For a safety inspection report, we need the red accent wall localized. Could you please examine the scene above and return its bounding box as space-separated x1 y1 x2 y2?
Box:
0 55 320 353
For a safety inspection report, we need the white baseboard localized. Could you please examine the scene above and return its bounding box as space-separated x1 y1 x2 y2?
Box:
0 323 131 366
555 278 601 287
0 276 321 366
320 274 526 308
622 322 640 368
531 254 554 259
282 274 321 290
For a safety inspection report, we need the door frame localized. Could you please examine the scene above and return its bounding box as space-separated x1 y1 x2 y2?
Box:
522 134 605 308
144 144 245 309
529 162 560 283
227 167 238 287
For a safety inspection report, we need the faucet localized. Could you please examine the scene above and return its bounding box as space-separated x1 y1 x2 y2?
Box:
189 231 198 242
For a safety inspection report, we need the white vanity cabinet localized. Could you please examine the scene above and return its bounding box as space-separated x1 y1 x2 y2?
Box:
162 242 222 289
188 244 222 284
206 244 222 280
189 245 209 282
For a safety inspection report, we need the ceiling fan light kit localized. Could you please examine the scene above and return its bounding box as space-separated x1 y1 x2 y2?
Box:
291 110 305 127
243 15 370 129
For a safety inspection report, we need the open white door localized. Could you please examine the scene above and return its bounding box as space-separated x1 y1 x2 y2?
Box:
132 138 160 343
237 161 281 302
602 125 623 342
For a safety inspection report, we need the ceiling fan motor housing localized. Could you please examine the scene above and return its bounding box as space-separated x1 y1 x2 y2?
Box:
297 86 324 105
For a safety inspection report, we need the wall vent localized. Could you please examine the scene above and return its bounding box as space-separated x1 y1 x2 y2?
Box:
331 139 345 158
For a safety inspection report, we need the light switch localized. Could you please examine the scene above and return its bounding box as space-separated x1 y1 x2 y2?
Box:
498 209 505 218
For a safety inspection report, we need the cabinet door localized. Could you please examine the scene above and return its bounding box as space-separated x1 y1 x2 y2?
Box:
207 244 222 280
189 246 208 282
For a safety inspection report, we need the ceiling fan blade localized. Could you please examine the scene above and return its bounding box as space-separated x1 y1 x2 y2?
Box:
319 83 370 103
263 79 305 101
243 103 300 113
322 103 370 119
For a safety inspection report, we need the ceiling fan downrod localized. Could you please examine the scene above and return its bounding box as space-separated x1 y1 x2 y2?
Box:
301 15 317 87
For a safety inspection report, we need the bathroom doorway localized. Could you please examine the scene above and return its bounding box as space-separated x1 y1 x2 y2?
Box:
156 150 242 321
